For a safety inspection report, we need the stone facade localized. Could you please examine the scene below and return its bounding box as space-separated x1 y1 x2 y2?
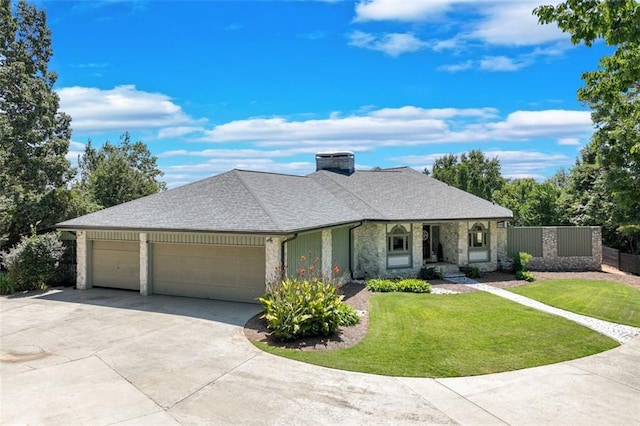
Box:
264 236 283 288
439 222 459 265
525 226 602 271
139 232 150 295
351 220 506 278
76 231 90 289
353 223 384 278
321 229 332 279
461 220 500 272
496 226 508 270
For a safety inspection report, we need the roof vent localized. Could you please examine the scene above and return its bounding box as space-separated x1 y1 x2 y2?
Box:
315 151 355 175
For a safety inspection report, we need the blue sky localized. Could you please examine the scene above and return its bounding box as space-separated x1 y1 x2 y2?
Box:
41 0 607 188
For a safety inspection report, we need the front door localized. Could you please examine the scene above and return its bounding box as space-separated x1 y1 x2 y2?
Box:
422 225 431 263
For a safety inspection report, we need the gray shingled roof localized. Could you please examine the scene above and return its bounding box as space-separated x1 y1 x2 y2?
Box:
57 167 512 233
308 167 513 221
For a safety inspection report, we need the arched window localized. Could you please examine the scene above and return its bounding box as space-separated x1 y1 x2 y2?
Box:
468 223 488 248
387 225 410 253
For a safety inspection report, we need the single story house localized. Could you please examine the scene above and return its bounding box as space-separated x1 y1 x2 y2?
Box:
57 152 513 303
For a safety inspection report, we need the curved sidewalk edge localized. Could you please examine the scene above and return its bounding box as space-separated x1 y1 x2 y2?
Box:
467 283 640 344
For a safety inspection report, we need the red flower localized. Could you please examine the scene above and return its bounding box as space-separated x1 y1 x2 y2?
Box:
299 268 306 276
300 255 307 262
333 265 340 276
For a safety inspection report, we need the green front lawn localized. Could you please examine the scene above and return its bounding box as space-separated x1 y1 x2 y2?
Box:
509 279 640 327
254 292 617 377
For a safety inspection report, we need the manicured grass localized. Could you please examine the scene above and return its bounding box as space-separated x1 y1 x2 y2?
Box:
509 279 640 327
253 292 617 377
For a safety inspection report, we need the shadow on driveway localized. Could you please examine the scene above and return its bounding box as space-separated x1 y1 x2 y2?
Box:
12 286 261 328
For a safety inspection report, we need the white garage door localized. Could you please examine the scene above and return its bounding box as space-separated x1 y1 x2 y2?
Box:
92 240 140 290
152 243 266 303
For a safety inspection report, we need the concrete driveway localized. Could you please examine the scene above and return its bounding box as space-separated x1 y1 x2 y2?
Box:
1 288 639 425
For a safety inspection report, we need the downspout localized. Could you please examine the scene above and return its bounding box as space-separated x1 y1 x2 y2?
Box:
348 222 364 280
280 233 298 274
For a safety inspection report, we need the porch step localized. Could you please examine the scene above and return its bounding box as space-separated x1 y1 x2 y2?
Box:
443 272 466 278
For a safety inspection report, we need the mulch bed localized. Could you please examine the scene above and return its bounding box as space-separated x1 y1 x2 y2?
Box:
243 281 371 351
243 270 640 351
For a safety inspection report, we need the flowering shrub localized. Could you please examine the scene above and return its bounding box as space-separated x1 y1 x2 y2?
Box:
259 278 359 341
259 252 358 341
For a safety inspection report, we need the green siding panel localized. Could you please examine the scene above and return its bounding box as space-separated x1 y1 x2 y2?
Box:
286 232 322 278
507 227 543 257
557 227 592 257
332 227 350 279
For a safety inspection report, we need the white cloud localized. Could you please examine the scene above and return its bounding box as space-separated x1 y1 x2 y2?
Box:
370 106 498 120
479 56 528 72
162 158 316 188
437 60 473 73
158 148 325 159
558 137 581 146
193 106 592 149
157 126 204 139
486 110 592 138
470 2 565 46
348 31 428 56
57 85 195 133
352 0 568 49
65 141 86 163
354 0 463 22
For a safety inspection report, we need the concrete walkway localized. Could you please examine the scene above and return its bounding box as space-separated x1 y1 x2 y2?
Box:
443 275 640 344
467 283 640 344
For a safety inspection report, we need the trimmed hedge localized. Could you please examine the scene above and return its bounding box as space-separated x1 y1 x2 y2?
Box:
366 278 431 293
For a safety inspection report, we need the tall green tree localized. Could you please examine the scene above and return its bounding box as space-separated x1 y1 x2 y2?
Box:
430 150 505 201
492 174 567 227
0 0 73 250
492 178 538 226
78 133 166 208
534 0 640 250
559 140 623 248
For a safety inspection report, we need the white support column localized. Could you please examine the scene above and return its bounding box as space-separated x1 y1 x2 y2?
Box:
76 231 91 289
140 233 150 296
322 229 332 280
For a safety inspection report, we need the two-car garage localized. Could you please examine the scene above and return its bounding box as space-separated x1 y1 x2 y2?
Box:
152 243 265 303
87 232 267 303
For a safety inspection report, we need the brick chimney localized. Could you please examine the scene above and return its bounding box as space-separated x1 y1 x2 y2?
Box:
315 151 355 175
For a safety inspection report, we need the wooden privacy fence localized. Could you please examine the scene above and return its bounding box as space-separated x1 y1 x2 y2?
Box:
602 246 640 275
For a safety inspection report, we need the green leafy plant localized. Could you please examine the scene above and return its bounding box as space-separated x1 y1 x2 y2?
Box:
516 270 536 282
513 252 535 282
258 278 359 341
366 278 431 293
1 231 65 292
460 265 481 279
0 272 15 295
418 266 442 280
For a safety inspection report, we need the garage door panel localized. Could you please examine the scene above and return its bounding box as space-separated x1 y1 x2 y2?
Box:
92 241 139 290
152 243 265 303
